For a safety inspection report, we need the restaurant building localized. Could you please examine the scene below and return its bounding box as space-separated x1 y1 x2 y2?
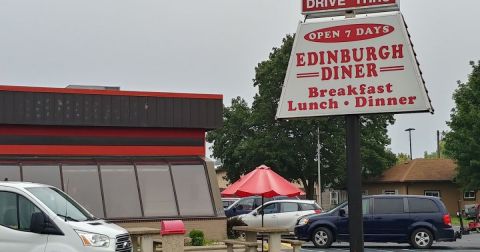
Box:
0 85 226 240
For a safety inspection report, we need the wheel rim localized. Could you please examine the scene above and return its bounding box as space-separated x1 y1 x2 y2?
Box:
314 230 328 245
414 231 430 247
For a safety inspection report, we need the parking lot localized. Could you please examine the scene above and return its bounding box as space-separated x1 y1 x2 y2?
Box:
298 231 480 252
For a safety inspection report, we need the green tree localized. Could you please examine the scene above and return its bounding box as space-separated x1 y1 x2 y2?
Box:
207 35 396 199
445 61 480 190
396 153 410 164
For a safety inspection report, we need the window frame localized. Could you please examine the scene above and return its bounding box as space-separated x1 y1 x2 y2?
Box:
424 190 441 198
382 189 399 195
464 191 476 200
1 157 216 220
0 190 44 232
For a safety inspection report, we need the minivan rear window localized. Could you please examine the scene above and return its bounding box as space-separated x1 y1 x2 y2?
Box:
408 198 439 213
374 198 404 214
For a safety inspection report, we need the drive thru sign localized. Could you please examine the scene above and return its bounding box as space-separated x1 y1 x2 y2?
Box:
276 12 432 119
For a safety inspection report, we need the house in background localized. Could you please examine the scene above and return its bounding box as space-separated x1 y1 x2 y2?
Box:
363 159 480 215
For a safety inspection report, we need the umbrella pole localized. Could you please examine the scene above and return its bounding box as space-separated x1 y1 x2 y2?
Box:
262 196 264 252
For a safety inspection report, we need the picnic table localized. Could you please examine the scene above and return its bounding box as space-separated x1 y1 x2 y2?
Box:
125 227 161 252
232 226 289 252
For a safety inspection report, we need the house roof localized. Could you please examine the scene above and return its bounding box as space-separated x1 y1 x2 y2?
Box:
369 159 456 183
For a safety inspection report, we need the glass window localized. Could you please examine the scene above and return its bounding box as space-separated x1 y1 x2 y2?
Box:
0 165 21 181
330 191 339 205
0 192 42 231
171 164 214 216
374 198 404 214
18 195 42 231
362 199 370 215
261 203 280 214
27 187 93 222
424 190 440 198
22 165 62 189
464 191 476 200
300 203 319 211
100 165 142 218
236 198 255 211
383 190 398 195
281 202 299 213
408 198 439 213
62 165 104 218
0 191 18 229
136 164 177 217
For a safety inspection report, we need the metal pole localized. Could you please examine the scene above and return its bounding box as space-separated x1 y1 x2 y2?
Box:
346 115 364 252
317 126 322 208
409 131 412 160
405 128 415 160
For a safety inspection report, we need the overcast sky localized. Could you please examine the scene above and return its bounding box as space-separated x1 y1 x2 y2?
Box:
1 0 479 160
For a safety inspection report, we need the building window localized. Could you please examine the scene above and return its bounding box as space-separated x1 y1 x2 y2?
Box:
0 165 21 182
362 190 368 196
383 190 398 195
22 164 62 189
464 191 476 200
330 191 339 206
62 164 105 218
424 190 440 198
100 164 142 218
171 164 214 216
136 164 178 217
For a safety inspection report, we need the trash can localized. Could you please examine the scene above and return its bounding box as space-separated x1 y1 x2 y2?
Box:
161 220 186 252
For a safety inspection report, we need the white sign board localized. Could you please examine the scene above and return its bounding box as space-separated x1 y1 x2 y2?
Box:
276 12 433 119
302 0 400 18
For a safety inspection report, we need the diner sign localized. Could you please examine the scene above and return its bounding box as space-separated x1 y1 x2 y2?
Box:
276 12 432 119
302 0 400 18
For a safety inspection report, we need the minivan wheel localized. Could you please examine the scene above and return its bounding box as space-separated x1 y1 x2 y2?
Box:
410 228 433 249
311 227 333 248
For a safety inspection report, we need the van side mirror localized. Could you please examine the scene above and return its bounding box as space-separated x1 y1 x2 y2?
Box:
30 212 46 233
339 209 346 217
253 212 258 217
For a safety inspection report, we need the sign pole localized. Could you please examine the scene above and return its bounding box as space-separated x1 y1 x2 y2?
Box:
346 114 364 252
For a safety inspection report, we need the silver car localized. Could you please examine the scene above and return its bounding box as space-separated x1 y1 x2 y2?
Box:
238 199 322 231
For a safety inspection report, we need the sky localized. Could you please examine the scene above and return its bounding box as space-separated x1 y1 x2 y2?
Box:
0 0 479 160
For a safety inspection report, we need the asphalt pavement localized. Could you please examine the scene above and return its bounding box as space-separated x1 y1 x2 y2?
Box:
298 231 480 252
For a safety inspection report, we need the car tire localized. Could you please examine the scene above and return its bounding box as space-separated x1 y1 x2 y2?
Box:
311 227 333 248
410 228 434 249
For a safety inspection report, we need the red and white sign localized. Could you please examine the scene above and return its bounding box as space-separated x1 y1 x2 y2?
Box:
302 0 400 17
276 12 432 119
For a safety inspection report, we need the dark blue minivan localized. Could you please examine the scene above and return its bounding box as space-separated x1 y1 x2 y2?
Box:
294 195 456 249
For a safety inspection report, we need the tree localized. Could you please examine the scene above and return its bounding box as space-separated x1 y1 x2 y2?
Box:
396 153 410 164
207 35 396 199
445 61 480 190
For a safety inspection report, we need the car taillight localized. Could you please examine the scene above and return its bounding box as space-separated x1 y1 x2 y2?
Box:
443 214 452 227
314 209 322 214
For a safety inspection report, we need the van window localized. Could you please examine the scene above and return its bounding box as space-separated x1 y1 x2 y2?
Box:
0 191 42 231
408 198 439 213
374 198 404 214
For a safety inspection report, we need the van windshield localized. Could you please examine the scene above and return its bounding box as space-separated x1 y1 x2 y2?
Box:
27 187 95 222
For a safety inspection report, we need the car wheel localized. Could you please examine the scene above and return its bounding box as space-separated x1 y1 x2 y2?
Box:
410 228 433 249
311 227 333 248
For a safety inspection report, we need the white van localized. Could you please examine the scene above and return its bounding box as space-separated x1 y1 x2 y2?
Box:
0 182 132 252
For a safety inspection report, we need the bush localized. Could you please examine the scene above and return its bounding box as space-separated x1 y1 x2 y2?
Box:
189 229 205 246
226 217 247 239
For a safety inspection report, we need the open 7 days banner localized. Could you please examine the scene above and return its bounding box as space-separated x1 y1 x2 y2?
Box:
276 12 433 119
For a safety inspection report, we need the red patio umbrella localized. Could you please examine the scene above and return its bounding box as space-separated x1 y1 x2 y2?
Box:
222 165 304 248
221 164 305 198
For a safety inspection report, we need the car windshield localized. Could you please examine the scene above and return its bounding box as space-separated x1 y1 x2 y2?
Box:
27 187 95 222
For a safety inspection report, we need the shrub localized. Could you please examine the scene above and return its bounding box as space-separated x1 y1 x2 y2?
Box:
189 229 205 246
226 217 247 239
